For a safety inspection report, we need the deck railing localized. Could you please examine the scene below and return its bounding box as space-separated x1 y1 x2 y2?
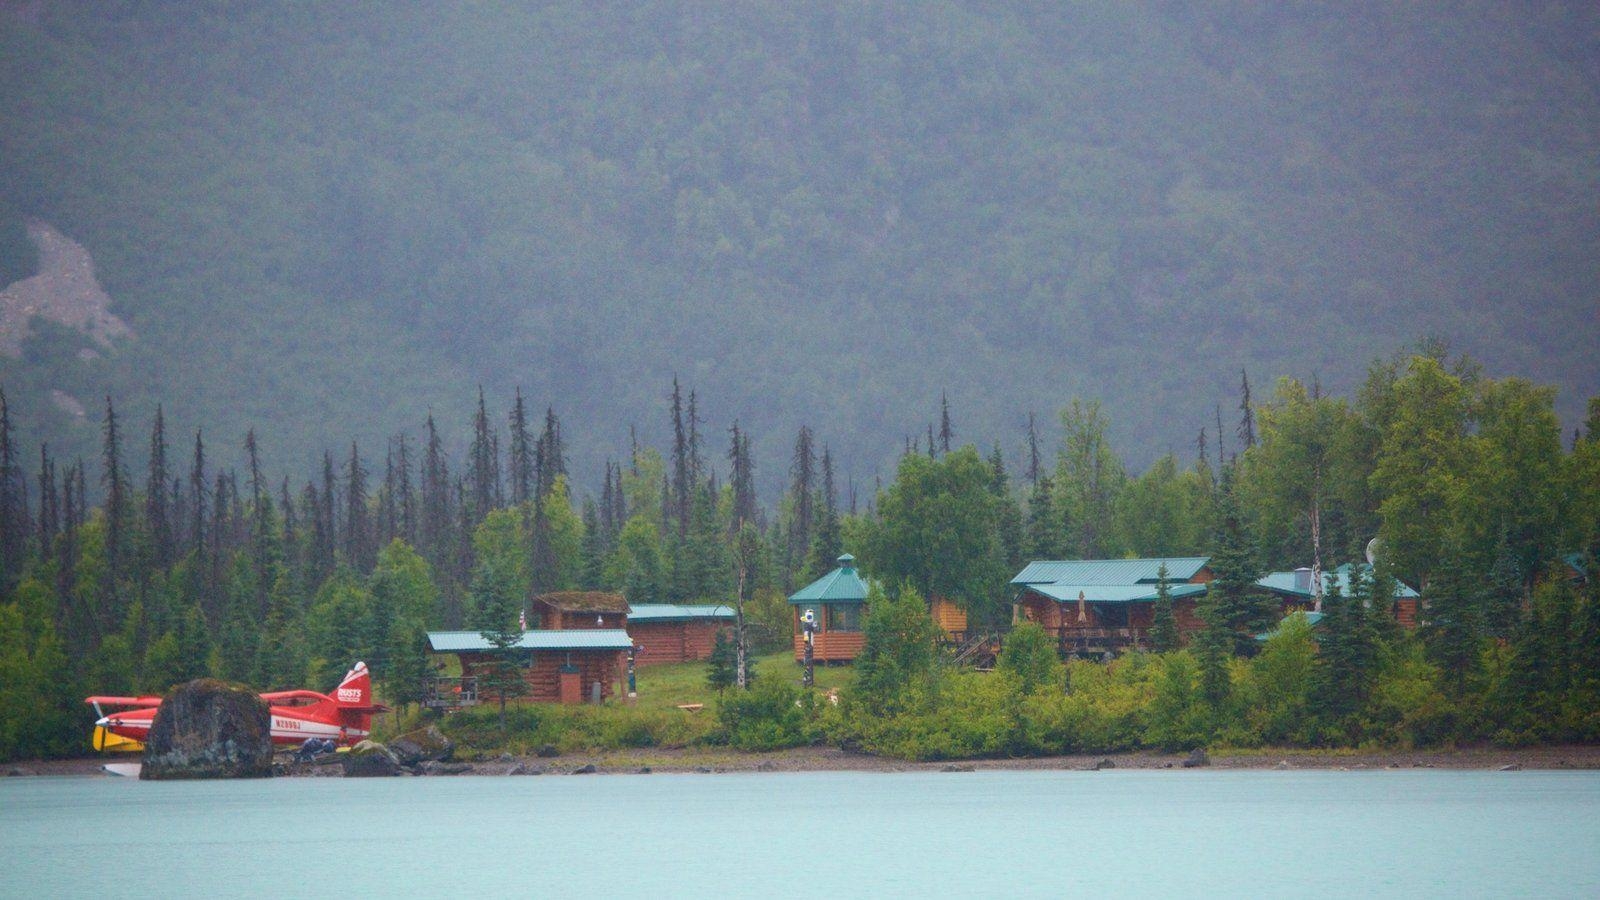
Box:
422 676 479 709
1055 626 1150 656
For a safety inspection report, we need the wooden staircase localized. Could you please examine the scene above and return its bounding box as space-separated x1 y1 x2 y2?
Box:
949 631 1002 670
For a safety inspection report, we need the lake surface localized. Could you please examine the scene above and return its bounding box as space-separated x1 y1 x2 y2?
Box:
3 770 1598 898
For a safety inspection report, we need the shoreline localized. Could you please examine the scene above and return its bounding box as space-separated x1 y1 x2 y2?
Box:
11 744 1600 778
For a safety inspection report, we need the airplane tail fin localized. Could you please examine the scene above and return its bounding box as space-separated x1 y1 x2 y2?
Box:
331 662 387 742
334 661 374 708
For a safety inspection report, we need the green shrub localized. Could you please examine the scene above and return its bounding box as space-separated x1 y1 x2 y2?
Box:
716 680 819 751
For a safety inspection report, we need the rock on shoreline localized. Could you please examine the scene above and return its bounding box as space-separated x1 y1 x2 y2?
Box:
140 679 273 780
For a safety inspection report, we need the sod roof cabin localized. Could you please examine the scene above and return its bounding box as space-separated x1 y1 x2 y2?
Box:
530 591 632 630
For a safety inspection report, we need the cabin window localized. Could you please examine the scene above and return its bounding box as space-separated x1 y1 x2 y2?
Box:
1099 605 1129 627
827 603 861 632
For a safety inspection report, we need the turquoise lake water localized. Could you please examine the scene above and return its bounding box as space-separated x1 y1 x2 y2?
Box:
2 770 1598 898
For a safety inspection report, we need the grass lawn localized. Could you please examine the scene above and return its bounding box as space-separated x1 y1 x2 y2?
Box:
631 648 855 711
421 648 855 755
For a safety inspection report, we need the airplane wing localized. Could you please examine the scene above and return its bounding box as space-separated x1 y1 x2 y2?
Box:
85 695 165 707
259 689 332 703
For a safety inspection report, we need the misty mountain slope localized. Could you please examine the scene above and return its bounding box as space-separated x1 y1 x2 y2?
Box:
1 2 1596 489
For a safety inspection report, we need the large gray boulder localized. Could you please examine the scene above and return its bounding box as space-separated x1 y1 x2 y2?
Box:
342 740 403 777
389 725 453 767
141 679 273 780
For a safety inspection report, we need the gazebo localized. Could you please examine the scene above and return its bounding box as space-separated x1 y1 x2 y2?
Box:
788 554 871 663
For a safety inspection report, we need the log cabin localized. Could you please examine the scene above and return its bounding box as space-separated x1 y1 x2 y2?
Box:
1009 557 1214 655
789 554 871 663
626 604 735 666
425 629 633 705
1255 564 1422 626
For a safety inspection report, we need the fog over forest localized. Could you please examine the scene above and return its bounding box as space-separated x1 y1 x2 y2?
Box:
2 2 1597 492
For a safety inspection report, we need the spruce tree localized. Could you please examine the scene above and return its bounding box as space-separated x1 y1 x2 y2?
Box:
1193 612 1231 708
1203 469 1272 655
1314 571 1379 725
100 397 129 602
189 431 208 561
1238 369 1256 449
578 497 605 589
394 433 416 545
508 387 533 506
0 387 26 588
599 461 616 538
421 414 451 567
806 446 842 580
144 406 172 568
1025 411 1041 487
245 430 279 617
1026 474 1058 560
344 442 372 571
468 387 495 522
687 388 704 487
939 392 954 453
728 421 758 531
990 443 1025 571
377 443 397 547
534 407 565 499
787 426 815 585
706 629 735 693
1423 531 1483 694
670 378 690 537
1483 529 1524 641
528 492 557 597
1152 562 1180 652
37 444 59 555
472 559 528 729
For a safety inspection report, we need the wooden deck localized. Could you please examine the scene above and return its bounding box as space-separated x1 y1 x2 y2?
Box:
1055 626 1152 656
422 676 479 709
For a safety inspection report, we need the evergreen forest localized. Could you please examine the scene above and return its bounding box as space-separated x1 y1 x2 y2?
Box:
3 345 1599 761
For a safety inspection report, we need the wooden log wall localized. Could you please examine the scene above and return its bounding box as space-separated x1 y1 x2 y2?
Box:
462 650 624 703
631 620 727 666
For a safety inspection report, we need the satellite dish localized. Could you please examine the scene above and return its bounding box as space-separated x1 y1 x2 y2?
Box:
1365 538 1380 566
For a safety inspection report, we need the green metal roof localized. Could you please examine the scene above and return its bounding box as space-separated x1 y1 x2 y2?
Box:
789 554 874 604
1022 582 1208 604
1256 564 1419 600
1563 553 1589 578
1010 557 1211 586
627 603 735 622
427 629 635 653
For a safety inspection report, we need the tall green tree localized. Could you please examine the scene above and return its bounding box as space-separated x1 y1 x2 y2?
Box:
864 447 1004 622
1151 563 1180 653
1422 531 1483 694
1201 470 1271 655
1054 399 1125 558
473 557 528 731
1313 573 1380 725
853 583 940 715
1370 356 1473 589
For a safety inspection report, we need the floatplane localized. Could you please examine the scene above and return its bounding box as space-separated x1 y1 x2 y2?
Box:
86 662 388 757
